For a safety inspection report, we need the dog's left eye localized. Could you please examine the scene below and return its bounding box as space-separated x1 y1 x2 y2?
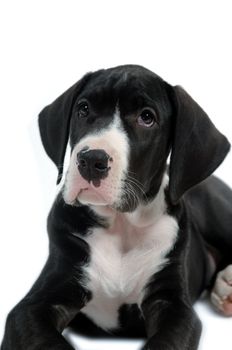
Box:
77 102 89 118
137 109 156 128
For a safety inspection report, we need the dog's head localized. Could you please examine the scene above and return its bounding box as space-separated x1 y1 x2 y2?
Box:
39 65 230 211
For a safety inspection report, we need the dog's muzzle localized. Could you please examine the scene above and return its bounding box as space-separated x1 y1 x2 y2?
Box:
77 148 112 187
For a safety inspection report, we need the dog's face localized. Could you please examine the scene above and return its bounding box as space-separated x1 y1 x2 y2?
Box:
39 65 230 211
63 67 172 211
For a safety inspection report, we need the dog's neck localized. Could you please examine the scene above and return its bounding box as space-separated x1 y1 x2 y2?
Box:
90 174 169 230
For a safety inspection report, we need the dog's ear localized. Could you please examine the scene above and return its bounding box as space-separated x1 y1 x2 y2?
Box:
169 86 230 203
38 73 91 184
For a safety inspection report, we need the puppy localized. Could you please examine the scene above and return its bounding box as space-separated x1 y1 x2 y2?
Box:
2 65 232 350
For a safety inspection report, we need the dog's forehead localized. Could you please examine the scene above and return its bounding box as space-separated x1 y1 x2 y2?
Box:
78 65 167 113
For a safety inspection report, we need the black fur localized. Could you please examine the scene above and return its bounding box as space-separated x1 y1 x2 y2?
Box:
1 65 231 350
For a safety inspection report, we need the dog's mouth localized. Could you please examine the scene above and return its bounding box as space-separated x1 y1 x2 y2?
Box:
76 180 116 207
78 187 107 205
63 170 142 213
62 153 125 208
62 145 143 211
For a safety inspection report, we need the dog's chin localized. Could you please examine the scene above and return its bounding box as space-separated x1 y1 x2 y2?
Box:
79 187 142 212
63 188 139 213
77 189 112 207
62 175 142 212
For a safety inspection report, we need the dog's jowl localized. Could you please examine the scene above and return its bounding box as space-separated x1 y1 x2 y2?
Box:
2 65 232 350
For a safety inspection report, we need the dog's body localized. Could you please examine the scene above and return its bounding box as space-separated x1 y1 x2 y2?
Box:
2 65 232 350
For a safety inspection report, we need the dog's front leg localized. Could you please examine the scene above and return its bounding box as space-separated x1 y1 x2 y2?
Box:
1 302 76 350
140 267 202 350
141 299 201 350
1 257 90 350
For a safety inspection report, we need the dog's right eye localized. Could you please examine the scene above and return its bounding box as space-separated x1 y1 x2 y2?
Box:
77 102 89 118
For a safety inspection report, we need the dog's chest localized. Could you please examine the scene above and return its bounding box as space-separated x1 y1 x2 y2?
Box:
80 211 178 330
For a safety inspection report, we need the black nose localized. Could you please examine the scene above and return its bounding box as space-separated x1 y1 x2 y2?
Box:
77 148 111 186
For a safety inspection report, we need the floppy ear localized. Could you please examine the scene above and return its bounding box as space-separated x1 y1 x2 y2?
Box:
169 86 230 203
38 73 91 184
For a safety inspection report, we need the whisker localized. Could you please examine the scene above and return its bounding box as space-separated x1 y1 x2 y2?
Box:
122 174 148 204
120 183 138 209
126 177 146 195
126 175 146 190
125 182 140 208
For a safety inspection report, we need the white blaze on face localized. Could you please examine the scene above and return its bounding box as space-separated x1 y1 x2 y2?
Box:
63 110 129 207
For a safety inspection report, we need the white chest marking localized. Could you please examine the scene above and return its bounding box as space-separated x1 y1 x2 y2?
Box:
79 178 178 330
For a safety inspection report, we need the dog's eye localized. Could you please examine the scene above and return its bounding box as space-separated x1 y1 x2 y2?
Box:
137 109 156 128
77 102 89 118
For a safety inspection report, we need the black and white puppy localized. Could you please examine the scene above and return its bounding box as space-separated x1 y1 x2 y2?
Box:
2 65 232 350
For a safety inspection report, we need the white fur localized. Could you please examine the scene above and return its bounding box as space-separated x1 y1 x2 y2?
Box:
78 176 178 331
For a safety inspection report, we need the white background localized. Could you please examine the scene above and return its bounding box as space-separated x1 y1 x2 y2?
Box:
0 1 232 349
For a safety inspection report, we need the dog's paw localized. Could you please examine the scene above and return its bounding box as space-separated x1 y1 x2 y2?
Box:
211 264 232 316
